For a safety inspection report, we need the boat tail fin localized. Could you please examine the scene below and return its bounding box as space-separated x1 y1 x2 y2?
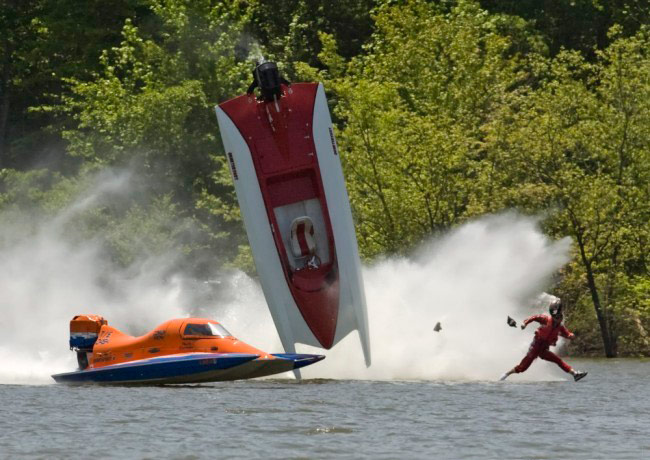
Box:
69 315 107 351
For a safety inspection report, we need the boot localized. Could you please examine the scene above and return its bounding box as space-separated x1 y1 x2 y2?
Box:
573 371 588 382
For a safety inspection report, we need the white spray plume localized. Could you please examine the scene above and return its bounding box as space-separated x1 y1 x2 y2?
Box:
292 213 573 381
0 170 191 384
220 213 573 382
0 170 572 385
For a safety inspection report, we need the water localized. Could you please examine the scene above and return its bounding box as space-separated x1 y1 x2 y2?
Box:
0 359 647 459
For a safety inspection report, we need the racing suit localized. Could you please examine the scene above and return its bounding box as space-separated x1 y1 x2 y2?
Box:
514 314 575 374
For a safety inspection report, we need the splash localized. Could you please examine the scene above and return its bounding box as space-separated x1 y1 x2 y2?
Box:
221 213 574 381
0 171 571 384
0 170 193 384
293 213 573 381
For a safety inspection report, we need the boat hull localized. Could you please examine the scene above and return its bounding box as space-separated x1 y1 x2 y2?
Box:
216 83 370 365
52 353 325 384
209 353 326 381
51 353 258 384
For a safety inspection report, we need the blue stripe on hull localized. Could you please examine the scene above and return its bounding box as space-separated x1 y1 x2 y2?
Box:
52 353 258 384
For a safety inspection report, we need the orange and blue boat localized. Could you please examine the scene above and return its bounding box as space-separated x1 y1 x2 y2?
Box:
52 315 324 384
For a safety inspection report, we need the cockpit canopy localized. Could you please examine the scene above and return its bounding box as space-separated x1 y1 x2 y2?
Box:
183 322 232 338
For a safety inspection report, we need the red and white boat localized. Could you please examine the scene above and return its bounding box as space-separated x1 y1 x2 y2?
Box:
215 62 370 366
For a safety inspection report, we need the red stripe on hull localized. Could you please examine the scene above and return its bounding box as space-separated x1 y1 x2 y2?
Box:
219 83 339 348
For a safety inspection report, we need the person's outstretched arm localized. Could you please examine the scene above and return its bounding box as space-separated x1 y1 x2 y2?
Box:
559 325 575 339
521 314 546 329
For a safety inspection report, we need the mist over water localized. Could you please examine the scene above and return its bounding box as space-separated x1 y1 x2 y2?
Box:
0 170 189 383
0 170 572 384
298 215 572 381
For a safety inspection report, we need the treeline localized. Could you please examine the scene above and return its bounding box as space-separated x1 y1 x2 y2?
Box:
1 0 648 357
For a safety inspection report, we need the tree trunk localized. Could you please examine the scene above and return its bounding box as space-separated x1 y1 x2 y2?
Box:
0 88 9 167
0 39 11 167
576 235 617 357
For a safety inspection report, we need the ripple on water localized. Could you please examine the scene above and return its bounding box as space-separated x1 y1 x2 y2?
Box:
304 426 355 435
224 407 285 415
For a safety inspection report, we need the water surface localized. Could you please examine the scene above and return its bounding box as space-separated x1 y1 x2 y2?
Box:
1 359 647 459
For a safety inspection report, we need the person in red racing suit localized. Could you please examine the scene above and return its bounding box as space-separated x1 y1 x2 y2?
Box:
500 299 587 382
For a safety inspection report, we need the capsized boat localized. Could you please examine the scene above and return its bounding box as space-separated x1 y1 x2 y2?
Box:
51 315 324 384
215 62 371 365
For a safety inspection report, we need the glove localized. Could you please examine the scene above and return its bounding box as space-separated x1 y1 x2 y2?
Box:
520 324 526 330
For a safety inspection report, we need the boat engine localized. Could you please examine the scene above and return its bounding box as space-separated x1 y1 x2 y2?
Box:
246 61 291 102
69 315 107 369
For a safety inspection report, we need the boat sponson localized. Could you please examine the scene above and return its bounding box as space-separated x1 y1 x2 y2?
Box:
195 353 326 381
272 353 325 370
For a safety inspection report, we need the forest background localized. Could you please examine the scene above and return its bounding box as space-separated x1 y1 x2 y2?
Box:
1 0 648 357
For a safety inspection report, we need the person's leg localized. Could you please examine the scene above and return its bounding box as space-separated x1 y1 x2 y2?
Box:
514 342 541 373
539 349 572 373
540 349 588 381
501 341 541 380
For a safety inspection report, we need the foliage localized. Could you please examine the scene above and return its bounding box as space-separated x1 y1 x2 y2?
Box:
0 0 150 169
58 0 255 263
247 0 377 78
316 0 526 257
479 0 650 58
482 28 650 356
1 0 649 355
0 167 208 274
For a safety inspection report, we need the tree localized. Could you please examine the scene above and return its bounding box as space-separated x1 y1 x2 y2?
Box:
484 29 650 356
0 0 149 169
247 0 376 78
305 0 525 257
0 0 45 166
480 0 650 58
59 0 255 267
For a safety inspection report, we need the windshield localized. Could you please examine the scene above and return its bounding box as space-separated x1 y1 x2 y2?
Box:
208 322 232 337
183 322 232 338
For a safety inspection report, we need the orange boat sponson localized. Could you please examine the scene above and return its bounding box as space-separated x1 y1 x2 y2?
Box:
52 316 325 384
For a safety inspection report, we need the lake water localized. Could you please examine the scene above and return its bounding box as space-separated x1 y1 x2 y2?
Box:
0 359 647 459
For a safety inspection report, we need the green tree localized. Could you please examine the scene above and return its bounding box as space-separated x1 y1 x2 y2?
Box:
247 0 376 78
308 0 525 257
60 0 254 266
0 0 149 169
484 29 650 356
0 0 46 166
480 0 650 58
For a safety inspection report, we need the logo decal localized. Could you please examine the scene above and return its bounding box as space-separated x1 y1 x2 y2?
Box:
328 128 338 155
228 152 239 180
96 331 113 345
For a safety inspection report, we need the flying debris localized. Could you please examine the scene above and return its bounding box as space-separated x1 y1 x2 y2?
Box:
433 322 442 332
52 315 324 384
507 316 517 328
215 62 371 366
